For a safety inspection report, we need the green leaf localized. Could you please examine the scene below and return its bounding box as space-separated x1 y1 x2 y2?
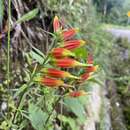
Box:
0 0 4 25
58 115 79 130
28 103 48 130
30 50 44 64
16 8 39 24
64 98 86 122
73 47 87 59
14 84 28 98
32 47 45 59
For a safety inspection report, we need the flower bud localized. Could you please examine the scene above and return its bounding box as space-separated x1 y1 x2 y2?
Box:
42 77 64 87
52 58 88 68
53 16 61 32
51 48 75 58
63 40 86 50
62 28 79 40
41 68 80 79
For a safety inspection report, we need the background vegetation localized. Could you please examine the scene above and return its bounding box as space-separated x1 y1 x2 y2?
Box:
0 0 130 130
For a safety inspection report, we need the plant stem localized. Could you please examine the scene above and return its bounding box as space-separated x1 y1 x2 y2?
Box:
12 64 38 124
44 96 63 127
44 91 67 128
7 0 11 88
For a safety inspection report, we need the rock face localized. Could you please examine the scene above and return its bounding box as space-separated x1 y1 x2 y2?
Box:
106 80 127 130
107 28 130 41
82 80 127 130
83 83 101 130
82 83 112 130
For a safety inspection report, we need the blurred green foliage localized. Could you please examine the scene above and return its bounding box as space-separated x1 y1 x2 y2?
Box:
93 0 130 25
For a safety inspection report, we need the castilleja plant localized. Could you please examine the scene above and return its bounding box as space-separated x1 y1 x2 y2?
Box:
34 16 98 98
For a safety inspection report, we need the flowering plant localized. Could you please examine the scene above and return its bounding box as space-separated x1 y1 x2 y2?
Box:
34 16 98 97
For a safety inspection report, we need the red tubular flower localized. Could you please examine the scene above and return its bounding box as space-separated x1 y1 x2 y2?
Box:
53 58 88 68
69 90 87 97
51 48 75 58
86 65 98 73
62 28 79 41
41 77 64 87
41 68 80 79
53 16 61 32
63 40 86 50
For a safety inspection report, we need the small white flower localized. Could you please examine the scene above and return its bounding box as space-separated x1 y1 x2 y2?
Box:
1 102 7 111
116 102 120 107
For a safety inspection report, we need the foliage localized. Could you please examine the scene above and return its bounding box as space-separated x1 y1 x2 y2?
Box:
2 0 130 129
0 1 102 130
108 37 130 129
93 0 130 25
16 8 39 24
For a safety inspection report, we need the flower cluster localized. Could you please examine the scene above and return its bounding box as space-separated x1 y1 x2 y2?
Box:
35 16 98 98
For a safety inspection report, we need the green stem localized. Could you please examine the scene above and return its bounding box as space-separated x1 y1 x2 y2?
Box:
44 96 63 127
12 64 38 124
7 0 11 88
44 91 67 128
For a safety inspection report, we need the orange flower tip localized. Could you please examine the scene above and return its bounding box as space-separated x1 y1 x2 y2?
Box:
54 16 59 21
75 28 80 32
87 65 99 72
80 40 86 45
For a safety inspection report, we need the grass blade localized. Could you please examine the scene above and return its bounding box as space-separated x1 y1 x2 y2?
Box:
16 8 39 24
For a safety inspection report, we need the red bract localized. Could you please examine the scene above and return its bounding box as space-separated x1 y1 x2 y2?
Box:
53 58 88 68
41 77 64 87
69 90 87 97
62 28 79 41
51 48 75 58
63 40 86 50
41 68 79 79
53 16 61 32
